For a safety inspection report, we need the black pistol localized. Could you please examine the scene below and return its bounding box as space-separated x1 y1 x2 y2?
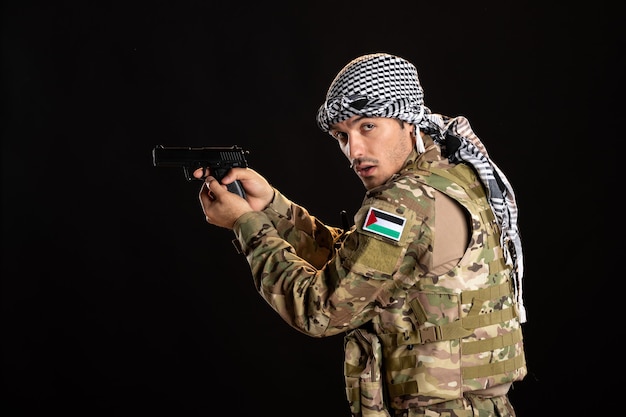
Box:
152 145 249 198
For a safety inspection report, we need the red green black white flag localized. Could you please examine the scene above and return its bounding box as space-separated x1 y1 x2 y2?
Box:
363 207 406 241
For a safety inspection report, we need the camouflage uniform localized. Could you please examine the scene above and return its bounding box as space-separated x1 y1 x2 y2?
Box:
232 138 527 417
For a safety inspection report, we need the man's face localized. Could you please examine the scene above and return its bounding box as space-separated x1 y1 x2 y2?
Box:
329 116 415 190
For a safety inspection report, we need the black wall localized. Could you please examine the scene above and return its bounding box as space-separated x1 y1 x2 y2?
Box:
2 1 618 415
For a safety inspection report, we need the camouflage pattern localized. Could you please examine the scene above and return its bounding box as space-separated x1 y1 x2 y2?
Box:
232 140 526 415
344 328 390 417
394 394 517 417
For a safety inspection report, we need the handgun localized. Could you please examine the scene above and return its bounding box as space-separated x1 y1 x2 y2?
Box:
152 145 249 198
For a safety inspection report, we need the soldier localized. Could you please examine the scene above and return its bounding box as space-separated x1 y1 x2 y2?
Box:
195 53 527 417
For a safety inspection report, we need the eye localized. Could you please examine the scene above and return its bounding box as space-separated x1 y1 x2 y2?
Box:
362 122 375 131
330 130 348 145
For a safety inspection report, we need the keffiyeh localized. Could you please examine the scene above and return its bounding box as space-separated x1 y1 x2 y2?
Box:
316 53 526 323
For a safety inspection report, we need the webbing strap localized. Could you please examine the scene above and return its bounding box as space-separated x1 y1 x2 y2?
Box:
387 380 418 398
409 281 511 326
485 224 500 249
461 327 523 355
378 306 518 348
488 258 507 274
408 298 428 326
460 282 512 304
386 353 526 398
427 164 485 201
462 306 517 329
378 320 473 348
384 327 522 373
462 351 526 380
344 363 363 376
386 355 417 371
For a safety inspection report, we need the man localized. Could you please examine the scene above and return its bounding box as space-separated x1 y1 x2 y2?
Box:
194 53 527 416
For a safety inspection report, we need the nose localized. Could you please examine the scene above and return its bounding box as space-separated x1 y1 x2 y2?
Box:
347 134 365 160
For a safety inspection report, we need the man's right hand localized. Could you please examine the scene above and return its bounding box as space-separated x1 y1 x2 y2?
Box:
193 167 275 229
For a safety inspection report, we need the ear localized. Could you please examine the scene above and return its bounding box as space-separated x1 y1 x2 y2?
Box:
402 121 415 136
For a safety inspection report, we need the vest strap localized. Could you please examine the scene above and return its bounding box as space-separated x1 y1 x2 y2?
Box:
462 327 523 355
462 351 526 379
387 380 418 398
378 306 518 348
427 163 486 201
460 281 512 304
385 337 526 398
462 305 517 329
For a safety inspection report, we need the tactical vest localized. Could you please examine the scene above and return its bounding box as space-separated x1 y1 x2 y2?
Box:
344 160 526 414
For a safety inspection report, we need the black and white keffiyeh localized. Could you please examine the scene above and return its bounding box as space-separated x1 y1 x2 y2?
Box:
316 53 526 323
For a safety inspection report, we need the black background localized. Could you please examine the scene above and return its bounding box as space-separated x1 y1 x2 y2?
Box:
2 1 618 415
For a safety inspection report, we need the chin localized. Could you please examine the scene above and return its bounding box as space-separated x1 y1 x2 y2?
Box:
362 179 378 190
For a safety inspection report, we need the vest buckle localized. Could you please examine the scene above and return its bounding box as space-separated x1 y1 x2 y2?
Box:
419 326 441 343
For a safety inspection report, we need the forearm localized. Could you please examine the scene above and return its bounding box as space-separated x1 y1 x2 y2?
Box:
233 210 335 335
258 189 343 268
232 193 386 337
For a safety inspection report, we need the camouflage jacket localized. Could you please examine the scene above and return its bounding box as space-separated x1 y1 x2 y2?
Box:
233 142 526 413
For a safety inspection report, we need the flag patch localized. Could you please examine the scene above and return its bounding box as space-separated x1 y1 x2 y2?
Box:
362 207 406 241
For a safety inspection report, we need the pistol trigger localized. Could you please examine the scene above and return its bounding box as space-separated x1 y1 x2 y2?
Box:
213 168 228 182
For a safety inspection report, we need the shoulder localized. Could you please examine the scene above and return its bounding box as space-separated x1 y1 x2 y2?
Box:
355 178 435 248
340 182 432 277
366 173 438 220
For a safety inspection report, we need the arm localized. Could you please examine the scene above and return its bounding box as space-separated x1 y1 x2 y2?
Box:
233 190 411 338
196 167 418 338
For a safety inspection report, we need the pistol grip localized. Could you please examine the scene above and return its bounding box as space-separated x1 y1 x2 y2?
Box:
226 180 246 199
212 168 245 199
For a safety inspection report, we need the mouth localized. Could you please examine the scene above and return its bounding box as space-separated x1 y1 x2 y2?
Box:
355 164 376 177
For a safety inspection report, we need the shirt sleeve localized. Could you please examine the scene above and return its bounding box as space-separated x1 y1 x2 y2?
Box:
232 188 420 338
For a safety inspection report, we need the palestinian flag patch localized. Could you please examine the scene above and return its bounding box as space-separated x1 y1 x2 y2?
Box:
363 207 406 241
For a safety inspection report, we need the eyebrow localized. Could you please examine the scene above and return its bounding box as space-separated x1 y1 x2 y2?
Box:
330 116 368 130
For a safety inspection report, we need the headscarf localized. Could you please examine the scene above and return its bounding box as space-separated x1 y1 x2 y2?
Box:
316 53 527 323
